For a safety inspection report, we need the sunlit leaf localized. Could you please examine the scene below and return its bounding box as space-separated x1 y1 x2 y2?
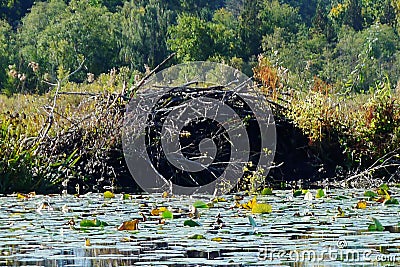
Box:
251 203 272 214
17 193 28 199
355 200 367 209
103 191 115 199
364 190 378 198
377 188 389 196
378 184 389 191
151 207 167 216
242 196 257 210
122 194 131 200
212 197 227 202
162 210 173 219
211 237 222 242
337 207 345 217
315 189 325 198
193 200 208 209
384 198 399 205
80 219 109 227
293 190 302 197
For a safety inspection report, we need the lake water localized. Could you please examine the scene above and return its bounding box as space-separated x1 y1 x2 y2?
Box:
1 188 399 266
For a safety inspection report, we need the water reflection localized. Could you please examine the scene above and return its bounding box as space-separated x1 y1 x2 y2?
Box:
0 190 399 266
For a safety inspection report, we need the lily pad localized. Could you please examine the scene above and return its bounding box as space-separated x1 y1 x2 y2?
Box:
384 198 399 205
80 219 109 227
103 191 115 199
364 190 378 198
368 217 384 231
261 188 273 195
251 203 272 214
188 234 205 239
184 220 201 227
315 189 325 198
192 200 208 209
162 210 173 219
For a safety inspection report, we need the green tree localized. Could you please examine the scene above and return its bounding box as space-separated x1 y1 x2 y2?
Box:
312 0 336 41
119 0 172 71
238 0 261 60
325 24 399 91
210 8 239 59
167 14 214 61
259 0 301 38
18 0 117 87
283 0 317 26
0 19 12 90
343 0 362 31
179 0 224 19
0 0 34 26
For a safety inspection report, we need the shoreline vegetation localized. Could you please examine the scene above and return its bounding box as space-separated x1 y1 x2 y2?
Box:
1 0 400 194
1 56 399 194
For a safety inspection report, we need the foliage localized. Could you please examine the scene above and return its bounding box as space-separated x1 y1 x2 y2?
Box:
0 19 12 91
17 0 117 91
167 14 214 61
119 0 172 71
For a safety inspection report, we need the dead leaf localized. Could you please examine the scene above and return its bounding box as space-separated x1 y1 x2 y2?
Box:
117 219 139 231
151 207 167 216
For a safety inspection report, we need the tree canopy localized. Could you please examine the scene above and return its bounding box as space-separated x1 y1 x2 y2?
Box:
0 0 399 94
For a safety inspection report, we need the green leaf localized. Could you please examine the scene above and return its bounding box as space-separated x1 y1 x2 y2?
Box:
364 190 378 198
184 219 201 227
188 234 205 239
316 189 325 198
80 219 97 227
384 198 399 205
80 219 108 227
193 200 208 209
66 148 79 164
122 194 131 200
379 184 389 191
293 190 302 197
162 210 173 219
261 188 273 195
368 217 384 231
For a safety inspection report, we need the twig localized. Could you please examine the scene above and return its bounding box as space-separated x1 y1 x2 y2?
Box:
346 149 400 182
128 52 176 100
58 91 100 96
35 59 86 152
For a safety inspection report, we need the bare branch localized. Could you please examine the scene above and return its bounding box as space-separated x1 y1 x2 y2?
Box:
128 52 176 100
